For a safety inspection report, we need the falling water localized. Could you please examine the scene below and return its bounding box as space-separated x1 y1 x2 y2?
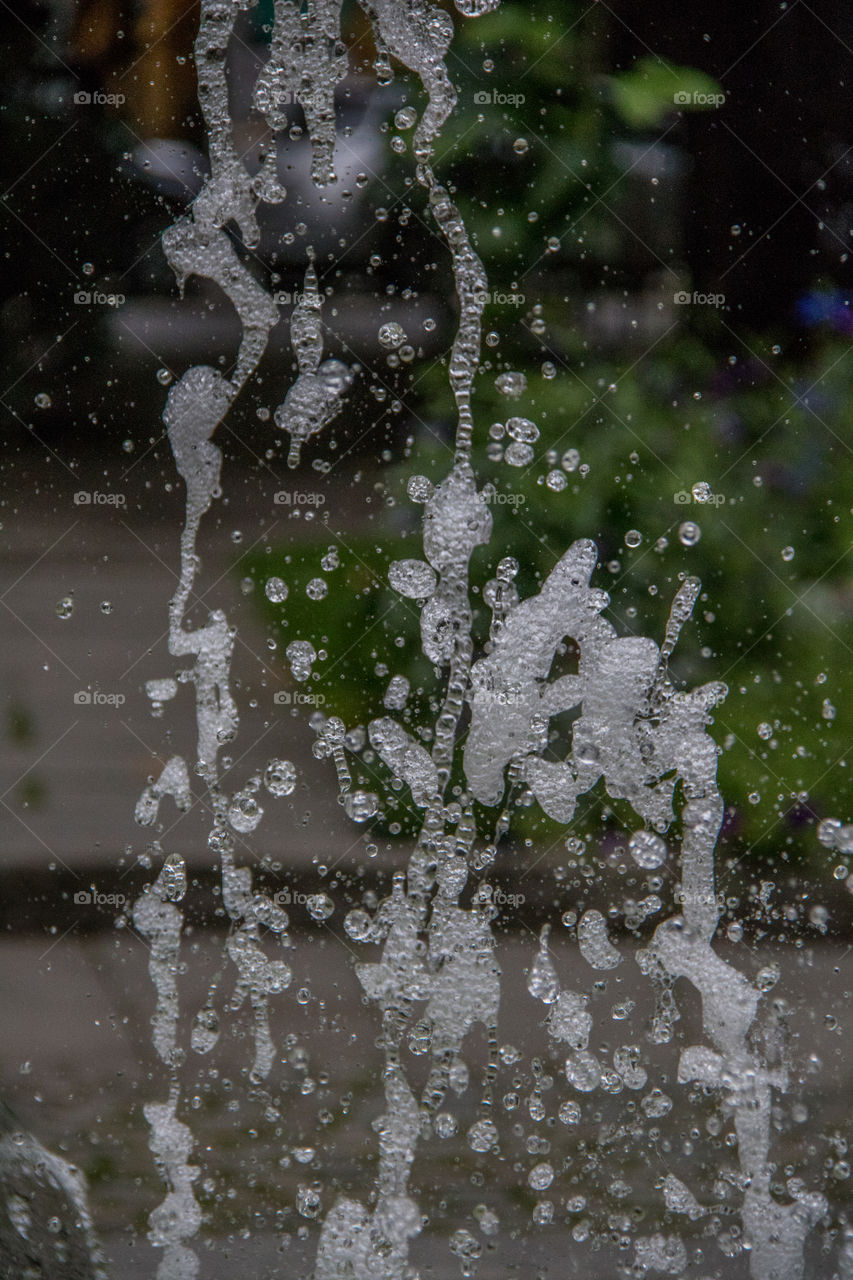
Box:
128 1 837 1277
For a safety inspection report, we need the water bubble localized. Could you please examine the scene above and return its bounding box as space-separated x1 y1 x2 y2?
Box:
678 521 701 546
159 852 187 901
528 1162 554 1191
624 529 642 549
389 558 437 598
692 481 712 503
229 791 264 833
264 758 297 797
265 576 288 602
495 371 527 398
435 1112 458 1139
100 600 113 615
546 469 567 491
296 1185 322 1218
344 908 373 941
757 722 773 740
394 106 417 130
781 545 795 562
822 698 837 721
527 926 560 1003
541 360 557 378
320 547 340 572
286 640 316 681
407 474 434 503
496 556 518 581
485 330 500 347
513 138 529 155
191 1006 220 1055
504 441 534 467
467 1119 498 1152
34 392 52 409
306 893 334 921
506 416 539 443
81 261 95 275
306 577 328 600
628 830 666 869
56 595 74 619
344 789 379 822
558 1100 581 1125
378 322 406 349
561 448 580 472
156 368 173 386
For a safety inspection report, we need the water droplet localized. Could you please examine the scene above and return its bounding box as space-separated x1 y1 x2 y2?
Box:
691 481 712 503
781 545 795 562
34 392 52 409
156 368 173 386
561 448 580 472
306 893 334 921
378 322 406 349
265 576 288 602
407 474 434 503
528 1162 554 1191
506 416 539 443
628 830 666 869
513 138 529 155
394 106 417 130
81 261 95 275
467 1119 498 1152
344 789 379 822
504 441 534 466
624 529 642 549
100 600 113 615
546 469 567 491
678 521 701 546
306 577 328 600
264 758 297 797
56 595 74 619
757 722 773 740
495 371 527 398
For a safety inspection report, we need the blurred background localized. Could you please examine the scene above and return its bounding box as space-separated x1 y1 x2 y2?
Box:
2 1 853 1274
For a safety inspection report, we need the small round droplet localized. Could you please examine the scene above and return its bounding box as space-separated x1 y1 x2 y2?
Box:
81 261 95 276
394 106 417 130
378 322 406 349
757 722 773 740
344 908 373 941
624 529 642 549
56 595 74 619
678 521 701 547
561 449 580 472
504 441 534 467
100 600 113 615
513 138 529 155
264 758 297 797
34 392 52 409
546 469 567 491
528 1162 554 1191
265 576 288 602
691 481 712 504
343 790 379 822
306 892 334 922
407 474 433 503
306 577 328 600
629 830 666 869
467 1119 498 1152
495 371 527 398
506 416 539 443
156 368 173 386
781 545 795 562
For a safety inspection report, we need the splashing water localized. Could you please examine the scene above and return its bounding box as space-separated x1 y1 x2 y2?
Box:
128 1 837 1277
